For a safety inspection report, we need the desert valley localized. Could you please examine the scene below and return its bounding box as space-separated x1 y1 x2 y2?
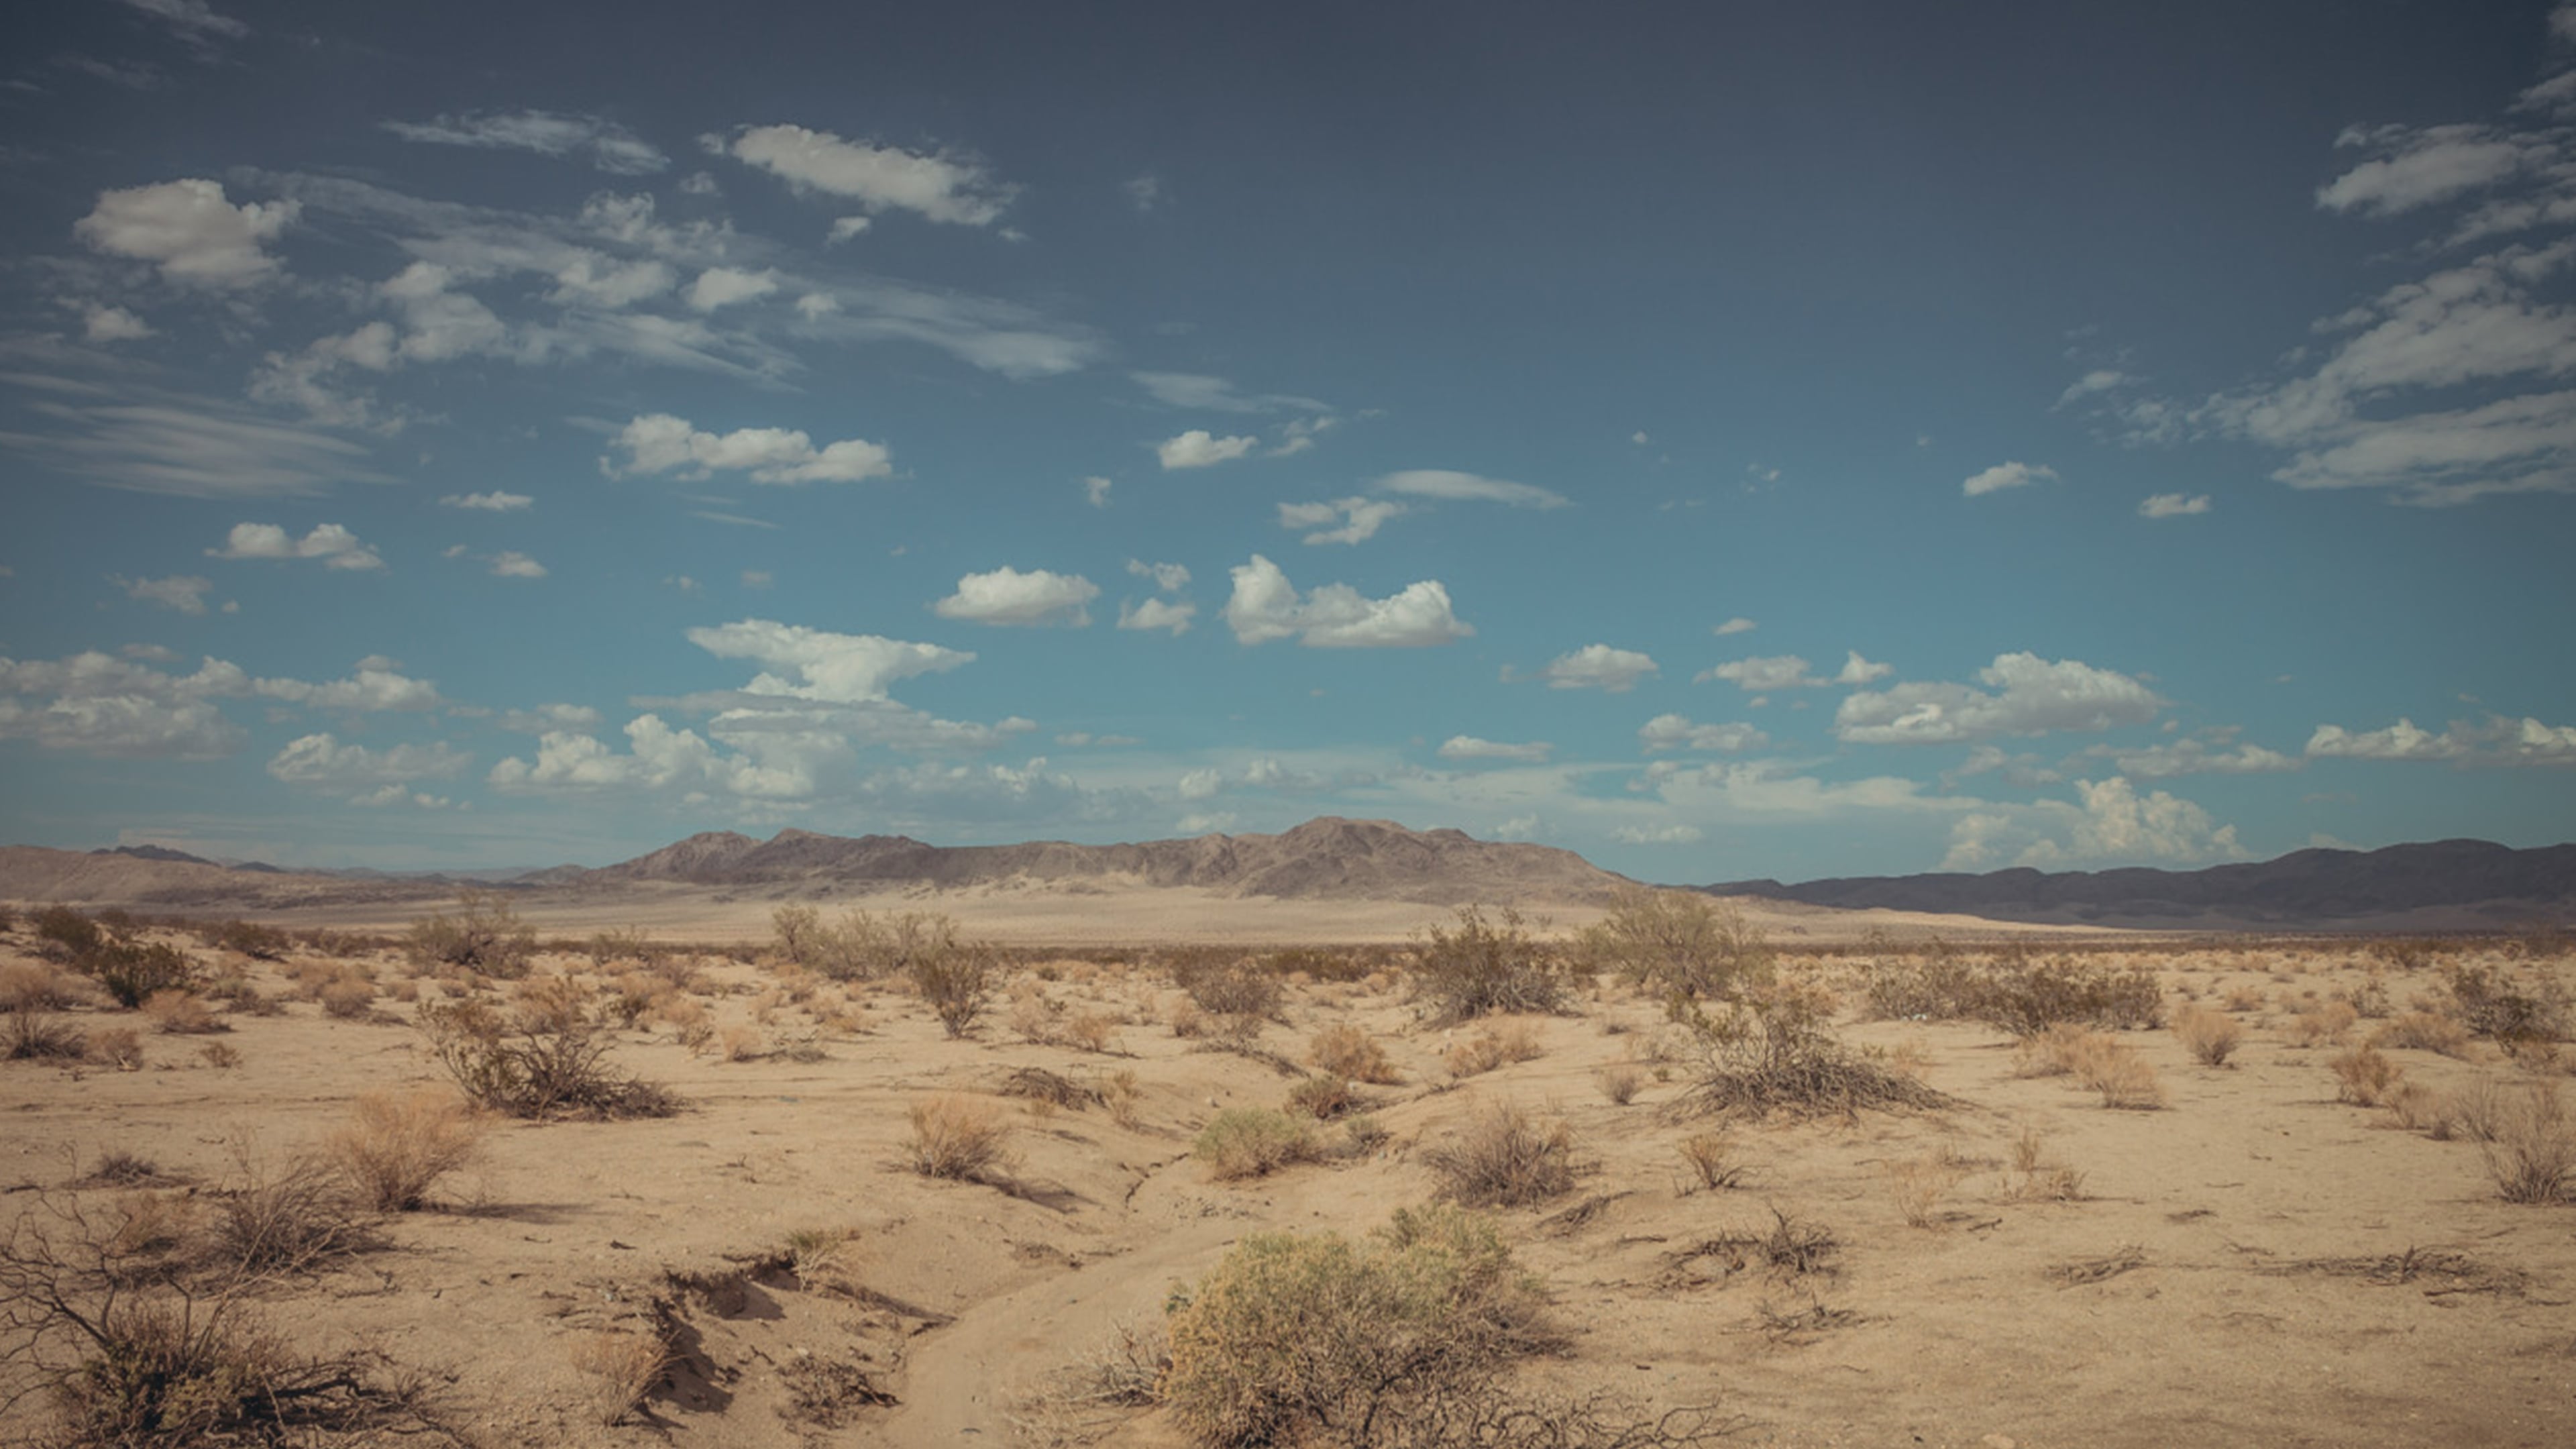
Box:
2 820 2572 1448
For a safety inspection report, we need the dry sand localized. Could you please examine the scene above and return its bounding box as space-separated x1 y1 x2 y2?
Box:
3 912 2571 1448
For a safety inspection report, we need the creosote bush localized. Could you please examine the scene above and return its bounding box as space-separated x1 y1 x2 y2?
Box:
1678 985 1949 1118
1411 906 1565 1025
1974 951 2163 1038
326 1089 484 1211
419 996 677 1120
2440 963 2571 1053
1421 1102 1576 1208
2171 1004 2242 1067
1576 887 1774 1002
909 928 998 1038
1195 1108 1320 1181
405 891 536 979
2330 1044 2406 1108
906 1094 1014 1180
1309 1022 1401 1084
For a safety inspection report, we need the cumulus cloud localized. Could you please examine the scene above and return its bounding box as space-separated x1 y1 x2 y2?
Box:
2306 714 2576 766
1638 714 1769 753
440 490 532 511
1712 616 1758 636
1540 644 1658 692
1962 461 2058 497
1222 555 1473 649
2093 737 2302 777
488 551 547 579
1438 736 1552 763
111 574 212 614
2315 123 2540 217
252 660 441 712
1118 598 1197 635
266 732 469 797
1126 559 1190 592
1377 469 1568 508
2138 492 2212 518
1701 655 1819 691
1279 497 1405 545
207 522 384 570
1835 652 2162 744
1943 777 2247 870
0 651 250 759
686 266 780 311
717 123 1015 225
1834 650 1894 685
382 110 667 174
684 619 971 704
1083 476 1113 508
1613 823 1705 845
1133 372 1330 413
604 413 890 484
933 566 1099 627
83 305 154 342
1157 429 1258 470
498 702 602 733
74 179 297 287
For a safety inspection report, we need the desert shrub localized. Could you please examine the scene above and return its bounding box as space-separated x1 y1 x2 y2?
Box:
406 891 536 978
1101 1069 1145 1129
200 971 277 1016
2171 1004 2241 1067
1411 906 1565 1025
1175 958 1283 1023
1195 1108 1320 1181
1884 1154 1966 1228
1597 1063 1645 1105
1161 1203 1551 1449
1676 1132 1745 1191
1445 1020 1542 1078
87 1026 145 1069
419 997 678 1120
5 1008 86 1061
76 941 197 1011
199 1041 241 1070
1309 1023 1401 1083
570 1329 669 1426
33 906 106 960
2440 963 2571 1051
2047 1030 2165 1109
585 926 657 971
906 1094 1013 1179
911 935 997 1038
1858 941 1984 1022
1287 1075 1364 1120
1975 952 2162 1038
206 1140 366 1276
1422 1102 1576 1208
318 977 376 1020
1 962 78 1013
2374 1010 2474 1057
326 1089 484 1212
2284 1001 2359 1047
1678 985 1949 1118
208 919 290 961
140 991 223 1036
1063 1011 1121 1054
1576 888 1773 1002
2480 1083 2575 1203
2328 1045 2405 1106
1264 947 1381 983
776 906 961 983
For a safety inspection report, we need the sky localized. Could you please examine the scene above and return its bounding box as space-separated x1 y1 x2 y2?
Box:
1 0 2573 882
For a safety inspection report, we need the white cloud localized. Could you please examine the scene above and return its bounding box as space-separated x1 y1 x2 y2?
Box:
111 574 212 614
547 253 674 308
1702 655 1819 691
1540 644 1658 692
1836 652 2161 744
2306 714 2576 766
1083 476 1113 508
741 570 773 590
1438 736 1552 763
933 566 1099 627
253 661 441 712
74 179 296 287
498 703 601 733
2094 738 2302 777
440 490 533 511
2315 123 2540 217
2138 492 2211 518
1941 777 2247 870
826 216 871 244
118 0 247 52
2057 368 2132 405
1157 429 1258 470
266 732 469 798
1126 559 1190 592
1962 460 2058 497
683 619 971 703
1118 598 1197 635
604 413 890 484
8 386 388 499
0 651 249 758
1711 616 1758 636
1637 714 1768 753
83 305 154 342
1124 175 1164 211
382 110 668 174
1132 372 1330 413
1377 469 1568 508
489 551 547 579
1835 650 1894 685
207 522 384 571
1222 555 1473 649
719 123 1015 226
1279 496 1405 545
1613 823 1705 846
686 266 780 311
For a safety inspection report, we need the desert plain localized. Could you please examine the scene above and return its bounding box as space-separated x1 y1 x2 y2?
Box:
2 879 2572 1449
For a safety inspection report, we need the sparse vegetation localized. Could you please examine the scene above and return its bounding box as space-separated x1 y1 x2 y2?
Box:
1421 1101 1576 1208
1678 985 1949 1118
419 995 678 1120
1576 888 1774 1002
1309 1022 1401 1083
2479 1082 2574 1204
906 1093 1014 1179
2440 962 2570 1053
1676 1132 1746 1191
406 891 537 978
1195 1108 1320 1181
2329 1044 2406 1108
1411 906 1566 1024
2171 1004 2242 1066
326 1089 484 1212
1975 951 2163 1037
2374 1009 2474 1057
569 1329 668 1426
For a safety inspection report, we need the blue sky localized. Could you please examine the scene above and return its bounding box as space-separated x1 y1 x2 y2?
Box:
3 0 2573 879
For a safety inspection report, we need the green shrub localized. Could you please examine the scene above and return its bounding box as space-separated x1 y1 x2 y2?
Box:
1161 1204 1551 1448
1974 952 2163 1038
1577 888 1773 1001
2440 963 2570 1051
406 891 536 978
1194 1108 1320 1181
1857 937 1984 1021
34 906 106 960
1411 906 1565 1025
83 942 199 1010
207 919 290 961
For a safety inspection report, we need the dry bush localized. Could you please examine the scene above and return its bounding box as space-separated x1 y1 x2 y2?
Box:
207 918 291 961
1411 906 1566 1025
318 977 376 1020
909 934 997 1038
1884 1155 1966 1228
569 1329 668 1426
87 1026 145 1069
2329 1045 2406 1107
1445 1032 1506 1079
1063 1011 1122 1055
1287 1075 1362 1120
2171 1004 2241 1067
1195 1108 1320 1181
405 890 536 978
2374 1010 2474 1058
2383 1080 2447 1132
1597 1063 1645 1105
1169 998 1210 1038
2285 1001 2359 1047
2011 1022 2092 1077
1101 1069 1144 1129
2221 985 2265 1012
0 961 77 1012
1676 1132 1745 1191
906 1094 1014 1180
80 941 200 1012
1974 951 2163 1037
1008 992 1059 1044
206 1138 366 1276
657 996 715 1053
1173 958 1284 1032
1679 986 1949 1118
719 1025 764 1061
2440 963 2571 1053
1309 1023 1400 1084
1422 1101 1576 1208
1576 887 1774 1002
2061 1032 2165 1109
5 1008 87 1061
1160 1203 1554 1449
1857 938 1984 1022
325 1089 484 1212
2003 1127 2086 1202
584 926 657 972
138 991 221 1036
419 996 678 1120
2480 1083 2575 1203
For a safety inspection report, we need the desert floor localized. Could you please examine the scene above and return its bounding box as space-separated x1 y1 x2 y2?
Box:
3 909 2572 1448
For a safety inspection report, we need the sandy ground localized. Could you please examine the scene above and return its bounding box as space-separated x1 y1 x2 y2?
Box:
3 914 2572 1448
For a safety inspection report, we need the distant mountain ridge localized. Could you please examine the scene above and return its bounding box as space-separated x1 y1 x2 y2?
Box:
1703 839 2576 929
584 816 1626 904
